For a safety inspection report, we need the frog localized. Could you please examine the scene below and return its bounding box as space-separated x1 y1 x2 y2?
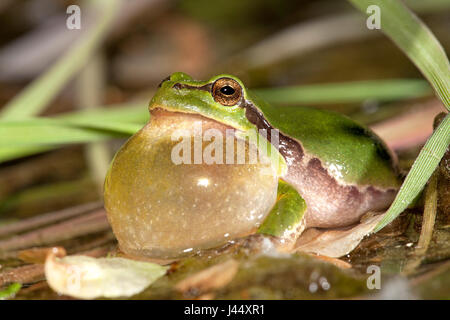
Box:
104 72 402 260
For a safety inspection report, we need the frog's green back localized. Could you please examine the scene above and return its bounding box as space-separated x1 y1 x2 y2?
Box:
249 92 401 189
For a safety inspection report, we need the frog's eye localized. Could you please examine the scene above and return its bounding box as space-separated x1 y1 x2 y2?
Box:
212 78 242 106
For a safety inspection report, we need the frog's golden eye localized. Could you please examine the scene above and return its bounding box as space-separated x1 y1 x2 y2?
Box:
212 78 242 106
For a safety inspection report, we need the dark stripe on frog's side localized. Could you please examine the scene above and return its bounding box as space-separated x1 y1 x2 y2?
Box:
241 98 304 163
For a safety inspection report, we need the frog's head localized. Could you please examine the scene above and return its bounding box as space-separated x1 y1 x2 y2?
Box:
149 72 258 132
149 72 287 176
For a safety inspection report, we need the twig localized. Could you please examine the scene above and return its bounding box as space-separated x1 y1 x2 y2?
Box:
0 209 109 251
416 174 438 250
0 147 85 199
0 264 45 287
0 201 102 238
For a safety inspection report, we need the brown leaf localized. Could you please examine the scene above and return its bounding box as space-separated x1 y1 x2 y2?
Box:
18 246 66 264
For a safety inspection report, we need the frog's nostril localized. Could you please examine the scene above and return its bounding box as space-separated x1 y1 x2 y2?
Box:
158 75 171 88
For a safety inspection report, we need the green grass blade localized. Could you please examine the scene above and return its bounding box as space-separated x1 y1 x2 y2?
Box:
374 114 449 231
0 117 142 163
58 101 149 124
405 0 450 12
0 102 148 163
253 79 431 105
0 118 133 147
349 0 450 110
0 0 119 119
0 283 21 300
61 118 142 135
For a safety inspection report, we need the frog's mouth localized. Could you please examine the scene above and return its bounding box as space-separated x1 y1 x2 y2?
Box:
150 107 237 134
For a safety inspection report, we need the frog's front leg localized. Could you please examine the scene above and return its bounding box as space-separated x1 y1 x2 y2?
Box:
255 180 307 252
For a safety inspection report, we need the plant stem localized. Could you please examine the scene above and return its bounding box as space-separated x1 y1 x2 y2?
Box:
402 170 438 274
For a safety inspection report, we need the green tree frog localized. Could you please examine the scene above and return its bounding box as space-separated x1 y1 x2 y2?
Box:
104 72 401 260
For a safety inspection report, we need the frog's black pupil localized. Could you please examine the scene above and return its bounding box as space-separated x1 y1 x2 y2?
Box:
220 86 235 95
